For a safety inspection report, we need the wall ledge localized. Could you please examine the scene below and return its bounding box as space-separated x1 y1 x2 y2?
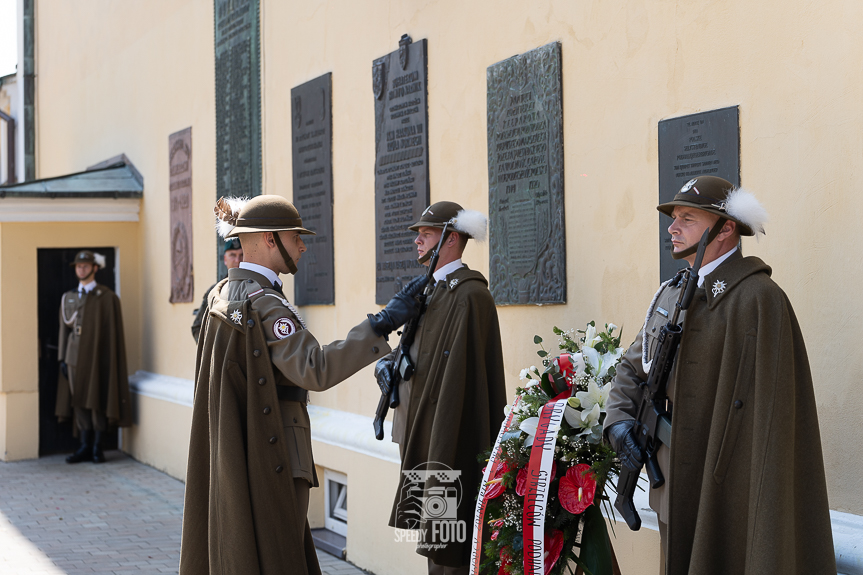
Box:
0 197 140 222
126 370 860 571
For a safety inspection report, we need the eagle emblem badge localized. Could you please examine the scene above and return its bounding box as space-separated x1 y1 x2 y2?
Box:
680 178 699 194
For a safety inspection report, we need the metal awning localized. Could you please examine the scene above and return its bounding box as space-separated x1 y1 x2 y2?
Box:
0 155 143 198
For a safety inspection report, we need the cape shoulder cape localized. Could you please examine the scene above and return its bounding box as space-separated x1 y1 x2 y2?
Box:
180 283 320 575
390 267 507 567
55 284 131 427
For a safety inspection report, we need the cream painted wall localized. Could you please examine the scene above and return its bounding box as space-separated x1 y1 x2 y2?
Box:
28 0 863 562
0 221 140 460
124 394 192 481
35 0 217 383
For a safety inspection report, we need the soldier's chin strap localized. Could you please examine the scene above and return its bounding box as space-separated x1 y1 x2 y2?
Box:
417 222 453 265
272 232 299 275
671 218 726 260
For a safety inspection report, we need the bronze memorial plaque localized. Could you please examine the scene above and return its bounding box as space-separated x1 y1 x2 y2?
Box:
292 73 334 305
373 34 431 304
169 127 194 303
487 42 566 305
658 106 740 280
214 0 261 279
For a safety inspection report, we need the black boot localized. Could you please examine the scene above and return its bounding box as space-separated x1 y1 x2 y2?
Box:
66 430 93 463
92 431 106 464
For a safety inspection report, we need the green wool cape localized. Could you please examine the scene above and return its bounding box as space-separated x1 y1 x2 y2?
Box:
180 283 320 575
389 267 507 568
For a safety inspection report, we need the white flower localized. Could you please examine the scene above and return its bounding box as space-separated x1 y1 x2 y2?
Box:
520 417 539 447
504 404 511 417
583 347 624 379
584 324 600 348
564 403 602 442
519 368 530 380
575 379 610 413
607 323 618 333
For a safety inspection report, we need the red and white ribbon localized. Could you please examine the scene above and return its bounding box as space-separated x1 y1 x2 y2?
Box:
522 400 567 575
469 395 522 575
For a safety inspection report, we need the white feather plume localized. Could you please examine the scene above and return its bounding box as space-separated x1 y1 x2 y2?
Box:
93 253 106 268
452 209 487 242
725 187 768 236
215 196 249 239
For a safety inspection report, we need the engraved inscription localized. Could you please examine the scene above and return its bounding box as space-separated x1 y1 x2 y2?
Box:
658 106 739 280
214 0 261 280
169 127 194 303
374 36 430 304
487 42 566 305
292 74 334 305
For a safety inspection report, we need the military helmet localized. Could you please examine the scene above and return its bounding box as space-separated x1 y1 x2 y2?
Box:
70 250 106 268
408 201 486 240
224 237 242 251
215 195 316 239
657 175 767 237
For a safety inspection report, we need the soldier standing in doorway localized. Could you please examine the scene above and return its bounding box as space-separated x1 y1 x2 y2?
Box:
56 250 132 464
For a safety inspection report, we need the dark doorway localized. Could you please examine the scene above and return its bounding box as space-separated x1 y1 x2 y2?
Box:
37 248 119 455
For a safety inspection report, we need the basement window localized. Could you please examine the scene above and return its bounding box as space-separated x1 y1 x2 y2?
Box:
324 470 348 536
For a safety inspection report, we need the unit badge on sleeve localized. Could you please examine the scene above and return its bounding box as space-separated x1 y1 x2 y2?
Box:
273 317 297 339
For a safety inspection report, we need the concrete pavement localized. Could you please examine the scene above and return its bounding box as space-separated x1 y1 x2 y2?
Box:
0 452 369 575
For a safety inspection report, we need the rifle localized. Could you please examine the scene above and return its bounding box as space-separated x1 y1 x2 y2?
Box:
613 227 710 530
373 222 451 440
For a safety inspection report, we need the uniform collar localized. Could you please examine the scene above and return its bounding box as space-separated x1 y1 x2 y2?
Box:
433 259 463 284
697 246 738 287
78 280 97 293
239 262 282 288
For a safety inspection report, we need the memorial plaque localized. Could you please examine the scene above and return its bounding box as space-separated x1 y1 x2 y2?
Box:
658 106 739 280
487 42 566 305
373 35 431 304
214 0 261 280
169 127 194 303
292 73 334 306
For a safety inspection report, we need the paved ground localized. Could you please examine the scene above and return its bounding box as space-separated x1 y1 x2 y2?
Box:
0 452 369 575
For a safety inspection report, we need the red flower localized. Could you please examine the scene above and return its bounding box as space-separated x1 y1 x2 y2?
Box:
543 529 565 575
515 461 558 496
558 463 597 515
484 460 510 500
498 547 513 575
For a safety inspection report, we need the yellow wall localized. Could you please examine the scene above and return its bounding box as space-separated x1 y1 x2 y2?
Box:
27 0 863 570
0 221 140 460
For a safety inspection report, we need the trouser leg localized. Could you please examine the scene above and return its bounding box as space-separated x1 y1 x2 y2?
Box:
658 519 667 575
427 558 469 575
74 407 93 431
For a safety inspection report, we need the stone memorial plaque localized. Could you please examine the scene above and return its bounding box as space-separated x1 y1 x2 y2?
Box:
169 127 193 303
214 0 261 279
487 42 566 305
292 73 334 305
373 35 431 304
658 106 739 280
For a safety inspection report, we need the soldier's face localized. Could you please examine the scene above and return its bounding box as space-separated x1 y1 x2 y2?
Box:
223 248 243 269
668 206 719 256
415 226 442 266
75 262 97 281
279 231 306 264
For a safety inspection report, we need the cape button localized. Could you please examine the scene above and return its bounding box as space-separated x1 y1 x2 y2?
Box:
247 319 255 327
372 346 379 354
263 407 271 415
247 279 254 284
269 436 278 444
443 350 449 357
293 417 298 424
253 349 261 357
275 465 284 473
258 377 266 386
733 400 743 409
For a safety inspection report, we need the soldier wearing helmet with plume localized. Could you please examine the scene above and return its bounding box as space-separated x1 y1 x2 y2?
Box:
379 201 507 573
180 195 427 575
603 176 835 574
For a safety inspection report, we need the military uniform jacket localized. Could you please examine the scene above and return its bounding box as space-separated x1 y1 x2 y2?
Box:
55 284 131 427
605 253 835 575
180 267 389 575
389 266 507 568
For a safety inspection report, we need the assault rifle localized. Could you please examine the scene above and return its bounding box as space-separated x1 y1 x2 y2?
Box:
613 227 710 530
373 222 451 440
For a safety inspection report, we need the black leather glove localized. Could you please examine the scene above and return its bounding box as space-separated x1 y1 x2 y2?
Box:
605 420 646 472
374 357 395 393
60 361 68 379
368 275 429 338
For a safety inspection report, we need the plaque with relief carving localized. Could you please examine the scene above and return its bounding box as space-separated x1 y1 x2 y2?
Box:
169 127 193 303
487 42 566 305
